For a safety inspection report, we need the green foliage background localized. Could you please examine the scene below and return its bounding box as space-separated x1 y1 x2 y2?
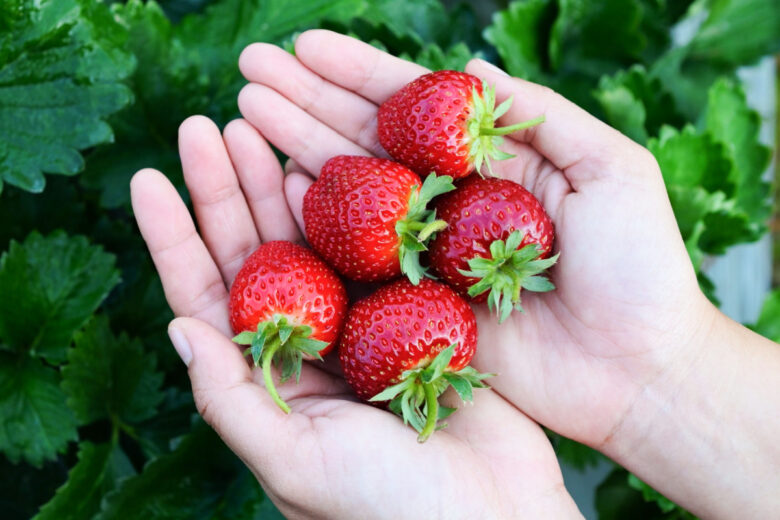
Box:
0 0 778 518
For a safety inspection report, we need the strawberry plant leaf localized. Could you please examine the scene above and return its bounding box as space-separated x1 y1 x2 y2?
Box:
61 316 165 426
95 422 266 520
0 354 77 466
751 290 780 342
33 442 134 520
403 42 479 72
594 65 685 144
0 231 120 364
689 0 780 66
704 78 772 227
0 0 133 194
483 0 556 81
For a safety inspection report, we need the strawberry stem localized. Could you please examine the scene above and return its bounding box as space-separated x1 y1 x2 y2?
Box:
417 382 439 443
261 339 290 414
233 314 328 413
479 115 545 137
468 82 546 176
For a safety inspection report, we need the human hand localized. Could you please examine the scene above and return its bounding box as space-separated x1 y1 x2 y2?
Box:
130 117 582 518
236 30 714 452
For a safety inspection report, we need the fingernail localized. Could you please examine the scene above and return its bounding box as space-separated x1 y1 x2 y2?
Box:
168 326 193 366
475 59 509 77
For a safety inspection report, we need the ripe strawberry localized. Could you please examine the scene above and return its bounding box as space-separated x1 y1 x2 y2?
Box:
303 155 454 285
339 278 490 442
377 70 544 179
429 176 558 323
229 241 348 413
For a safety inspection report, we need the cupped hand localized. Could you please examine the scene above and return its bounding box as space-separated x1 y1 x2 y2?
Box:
130 117 580 517
235 30 717 454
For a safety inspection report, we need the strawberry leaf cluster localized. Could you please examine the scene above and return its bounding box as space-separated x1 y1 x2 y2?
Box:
0 0 777 518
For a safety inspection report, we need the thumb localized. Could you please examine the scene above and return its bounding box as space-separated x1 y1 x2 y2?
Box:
167 316 297 470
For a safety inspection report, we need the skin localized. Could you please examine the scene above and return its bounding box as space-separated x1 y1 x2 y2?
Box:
131 30 780 520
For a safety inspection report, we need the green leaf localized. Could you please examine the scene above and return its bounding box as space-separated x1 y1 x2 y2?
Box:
550 0 645 74
0 231 120 363
649 125 733 193
404 42 479 72
483 0 556 80
95 422 246 520
595 468 665 520
0 354 77 466
751 290 780 343
690 0 780 66
704 78 772 226
61 316 165 426
549 431 607 470
594 65 684 144
34 442 134 520
627 473 696 517
0 0 133 193
212 467 285 520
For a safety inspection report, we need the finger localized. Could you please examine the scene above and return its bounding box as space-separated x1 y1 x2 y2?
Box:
465 59 644 186
239 43 386 157
295 29 427 104
284 172 312 234
223 119 303 243
131 170 231 335
284 158 308 176
168 317 350 472
238 83 370 175
179 116 260 284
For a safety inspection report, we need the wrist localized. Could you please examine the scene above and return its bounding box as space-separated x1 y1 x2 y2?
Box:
600 303 780 518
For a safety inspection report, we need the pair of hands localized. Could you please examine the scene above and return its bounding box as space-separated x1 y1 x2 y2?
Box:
131 30 719 518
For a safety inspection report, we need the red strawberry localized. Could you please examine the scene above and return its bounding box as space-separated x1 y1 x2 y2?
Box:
429 176 558 323
339 278 490 442
229 241 348 413
377 70 544 179
303 155 454 285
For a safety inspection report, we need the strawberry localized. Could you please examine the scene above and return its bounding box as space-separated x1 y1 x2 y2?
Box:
339 278 490 442
303 155 454 285
229 241 348 413
428 176 558 323
377 70 545 179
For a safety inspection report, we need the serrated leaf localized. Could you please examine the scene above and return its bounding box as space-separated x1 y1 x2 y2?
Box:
649 125 733 193
594 65 684 144
0 231 120 363
704 78 772 225
0 354 77 466
0 0 133 193
627 473 695 517
61 316 164 426
95 422 246 520
34 442 134 520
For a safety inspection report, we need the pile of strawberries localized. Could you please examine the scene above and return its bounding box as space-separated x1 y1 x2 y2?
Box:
229 70 556 442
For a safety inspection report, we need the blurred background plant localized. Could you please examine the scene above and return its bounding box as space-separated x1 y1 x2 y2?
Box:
0 0 777 518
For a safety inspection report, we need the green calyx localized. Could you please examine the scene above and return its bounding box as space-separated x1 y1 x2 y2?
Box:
395 172 456 285
468 82 545 176
233 314 328 414
460 230 559 323
369 344 492 443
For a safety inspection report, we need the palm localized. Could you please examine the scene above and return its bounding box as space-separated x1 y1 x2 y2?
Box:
130 31 575 519
227 31 706 448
